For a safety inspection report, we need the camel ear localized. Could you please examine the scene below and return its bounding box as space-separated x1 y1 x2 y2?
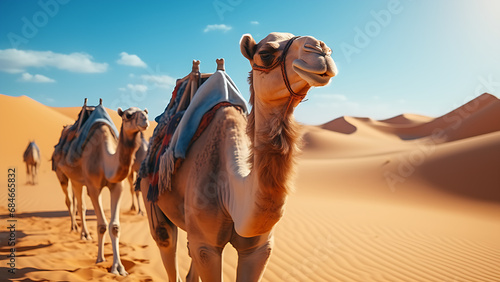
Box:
117 107 124 117
240 34 257 61
144 108 148 114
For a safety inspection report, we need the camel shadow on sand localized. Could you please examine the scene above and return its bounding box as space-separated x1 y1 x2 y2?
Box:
0 210 96 220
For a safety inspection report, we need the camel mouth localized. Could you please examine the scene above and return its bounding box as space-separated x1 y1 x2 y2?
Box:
292 55 337 87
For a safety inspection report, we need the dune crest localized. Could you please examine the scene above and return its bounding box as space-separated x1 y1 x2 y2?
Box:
318 93 500 141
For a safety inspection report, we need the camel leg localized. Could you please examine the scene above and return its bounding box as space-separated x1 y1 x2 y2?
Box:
56 170 78 233
73 191 78 216
87 185 107 263
129 172 144 215
72 181 92 240
128 172 136 212
234 237 274 282
33 164 38 185
31 164 35 185
186 261 199 282
135 190 143 216
187 238 223 282
26 163 31 184
108 182 128 276
29 164 34 185
140 178 180 281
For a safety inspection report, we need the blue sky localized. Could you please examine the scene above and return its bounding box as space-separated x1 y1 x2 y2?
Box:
1 0 499 124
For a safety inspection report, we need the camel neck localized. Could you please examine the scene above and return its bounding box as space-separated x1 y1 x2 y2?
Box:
105 125 140 183
228 99 300 237
252 100 299 196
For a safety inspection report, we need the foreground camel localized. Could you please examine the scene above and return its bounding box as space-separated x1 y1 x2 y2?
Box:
23 141 40 185
53 101 149 276
127 135 148 215
140 32 337 281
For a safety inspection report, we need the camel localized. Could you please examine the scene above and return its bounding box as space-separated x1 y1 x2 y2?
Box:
127 134 148 215
53 100 149 276
23 141 40 185
139 32 337 281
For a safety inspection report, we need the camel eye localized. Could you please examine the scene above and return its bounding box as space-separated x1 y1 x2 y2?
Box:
259 51 275 65
125 113 132 119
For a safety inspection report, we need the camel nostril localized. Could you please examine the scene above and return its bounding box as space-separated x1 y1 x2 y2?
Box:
319 41 332 56
304 43 325 55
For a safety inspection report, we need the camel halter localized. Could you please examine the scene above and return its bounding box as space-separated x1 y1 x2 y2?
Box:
252 36 306 115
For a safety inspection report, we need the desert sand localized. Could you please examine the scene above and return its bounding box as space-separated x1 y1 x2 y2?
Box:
0 93 499 281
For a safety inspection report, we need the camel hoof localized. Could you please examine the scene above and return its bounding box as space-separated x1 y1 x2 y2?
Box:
137 210 144 216
81 233 92 241
96 257 106 264
111 263 128 276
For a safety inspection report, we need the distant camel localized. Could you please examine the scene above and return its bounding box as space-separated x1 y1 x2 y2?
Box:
127 134 148 215
23 141 40 185
52 99 149 276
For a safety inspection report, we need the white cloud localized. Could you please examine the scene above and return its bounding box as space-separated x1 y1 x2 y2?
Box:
117 52 147 68
250 21 259 25
203 24 232 33
141 74 176 89
0 49 108 73
125 84 148 93
19 72 55 83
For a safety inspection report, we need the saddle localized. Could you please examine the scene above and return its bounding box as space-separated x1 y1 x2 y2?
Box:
137 59 248 202
52 99 118 170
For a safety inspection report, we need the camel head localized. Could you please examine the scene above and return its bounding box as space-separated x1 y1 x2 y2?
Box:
241 32 337 110
117 107 149 135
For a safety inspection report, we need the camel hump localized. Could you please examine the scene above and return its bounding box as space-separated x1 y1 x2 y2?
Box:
52 101 119 167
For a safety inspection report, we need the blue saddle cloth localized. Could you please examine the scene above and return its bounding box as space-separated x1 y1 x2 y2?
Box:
137 70 248 202
52 104 119 167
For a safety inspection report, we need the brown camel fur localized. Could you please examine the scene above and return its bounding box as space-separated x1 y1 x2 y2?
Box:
53 105 149 276
23 141 40 185
140 32 337 281
127 134 148 215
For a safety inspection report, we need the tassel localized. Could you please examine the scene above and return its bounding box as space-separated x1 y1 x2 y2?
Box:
159 149 176 193
134 176 142 192
147 182 159 202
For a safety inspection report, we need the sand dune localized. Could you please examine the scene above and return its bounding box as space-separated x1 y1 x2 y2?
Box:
0 95 74 170
380 113 434 125
319 93 500 142
1 93 499 281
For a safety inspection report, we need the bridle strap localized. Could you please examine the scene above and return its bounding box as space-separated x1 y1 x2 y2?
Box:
252 36 306 115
